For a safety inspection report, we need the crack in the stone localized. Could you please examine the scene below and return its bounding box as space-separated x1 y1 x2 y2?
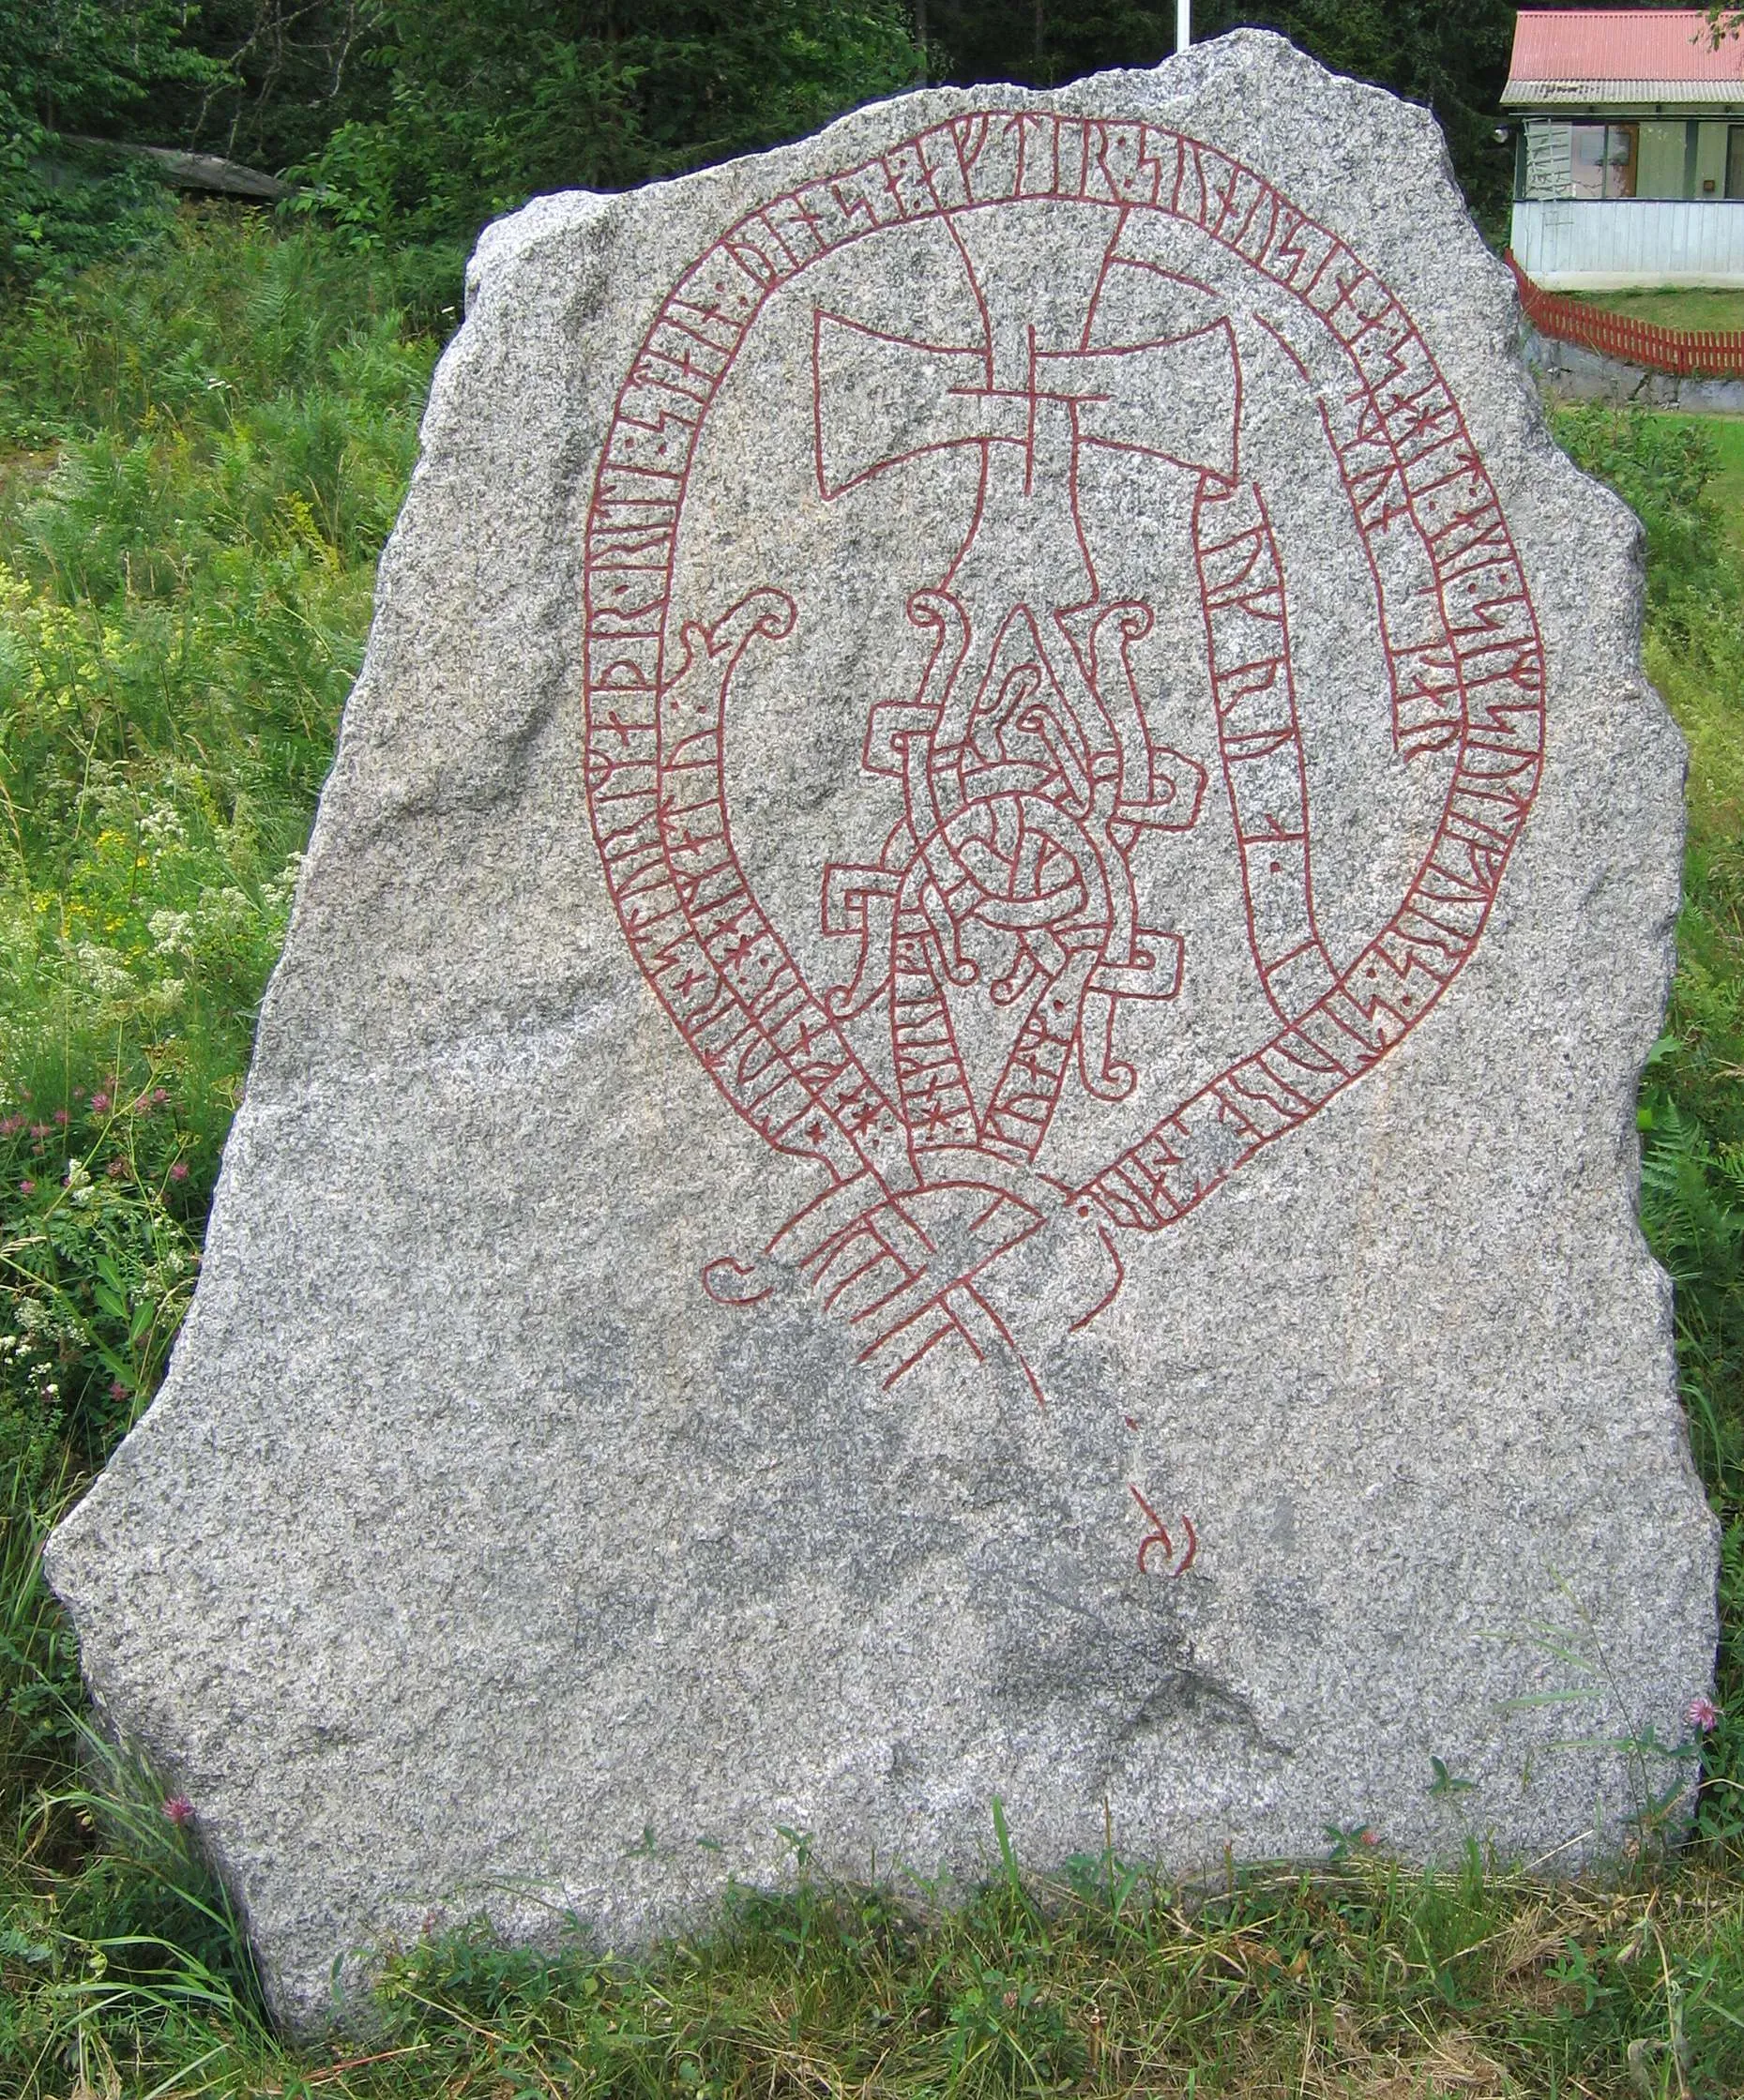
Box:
1115 1666 1297 1763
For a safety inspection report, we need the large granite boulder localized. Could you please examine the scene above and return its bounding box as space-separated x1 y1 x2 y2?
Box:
47 30 1719 2032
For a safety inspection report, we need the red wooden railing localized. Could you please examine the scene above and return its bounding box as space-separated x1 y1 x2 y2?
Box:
1508 251 1744 379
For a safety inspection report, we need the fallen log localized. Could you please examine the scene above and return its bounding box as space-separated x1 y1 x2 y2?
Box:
64 137 294 201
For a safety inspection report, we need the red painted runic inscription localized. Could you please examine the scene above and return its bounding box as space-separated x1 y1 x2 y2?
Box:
583 110 1545 1425
1129 1487 1198 1578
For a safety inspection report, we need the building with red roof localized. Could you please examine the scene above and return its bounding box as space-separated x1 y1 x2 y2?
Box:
1506 10 1744 284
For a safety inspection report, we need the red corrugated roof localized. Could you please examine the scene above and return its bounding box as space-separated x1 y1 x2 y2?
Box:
1509 9 1744 83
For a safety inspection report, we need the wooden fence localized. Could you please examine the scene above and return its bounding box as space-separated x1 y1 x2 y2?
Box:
1507 251 1744 379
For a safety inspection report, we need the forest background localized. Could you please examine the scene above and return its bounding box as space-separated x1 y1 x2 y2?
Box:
2 0 1524 285
3 3 1744 2095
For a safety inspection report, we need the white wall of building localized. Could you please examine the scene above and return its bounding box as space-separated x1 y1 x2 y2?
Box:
1513 199 1744 286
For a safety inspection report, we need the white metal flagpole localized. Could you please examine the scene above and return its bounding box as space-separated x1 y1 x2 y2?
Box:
1176 0 1190 51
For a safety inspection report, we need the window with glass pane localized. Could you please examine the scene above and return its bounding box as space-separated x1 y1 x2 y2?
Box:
1604 123 1637 197
1570 124 1606 197
1728 126 1744 198
1570 124 1639 199
1637 121 1685 199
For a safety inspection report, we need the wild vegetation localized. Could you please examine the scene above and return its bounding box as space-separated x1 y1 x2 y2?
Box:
2 4 1744 2094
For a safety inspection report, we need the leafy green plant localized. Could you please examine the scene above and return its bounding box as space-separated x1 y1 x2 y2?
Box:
1427 1756 1478 1800
944 1961 1087 2085
1322 1821 1381 1864
287 0 921 251
0 0 224 288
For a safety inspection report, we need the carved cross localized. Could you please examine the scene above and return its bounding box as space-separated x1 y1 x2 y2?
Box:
812 267 1240 604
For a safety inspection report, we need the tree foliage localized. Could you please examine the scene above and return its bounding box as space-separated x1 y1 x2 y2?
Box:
128 2 382 173
0 1 226 281
290 0 924 246
0 0 216 136
918 1 1517 227
3 0 1525 274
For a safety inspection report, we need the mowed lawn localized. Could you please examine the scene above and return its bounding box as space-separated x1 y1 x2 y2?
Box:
1575 287 1744 334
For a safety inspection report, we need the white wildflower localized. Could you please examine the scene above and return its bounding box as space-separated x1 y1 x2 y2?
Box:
73 942 135 996
139 803 188 849
147 909 195 957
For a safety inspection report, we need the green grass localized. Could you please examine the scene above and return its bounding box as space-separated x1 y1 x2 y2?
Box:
1689 416 1744 551
3 224 1744 2097
1572 288 1744 335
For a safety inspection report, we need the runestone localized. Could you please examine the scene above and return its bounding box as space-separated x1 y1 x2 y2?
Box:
48 32 1720 2032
